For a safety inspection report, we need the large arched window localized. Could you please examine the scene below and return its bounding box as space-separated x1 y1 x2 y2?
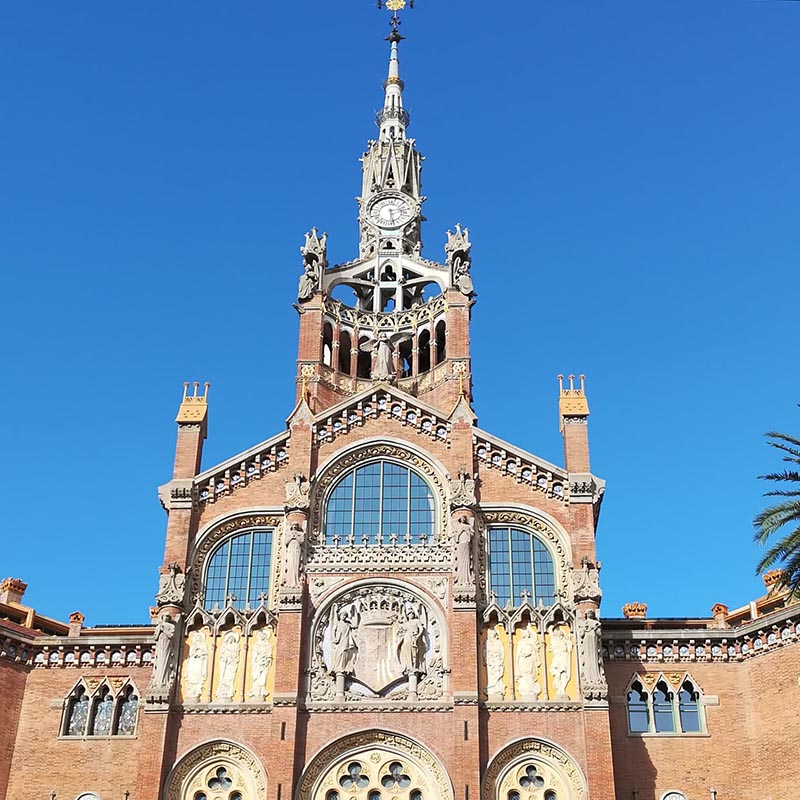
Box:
204 528 274 609
487 527 555 606
324 461 435 545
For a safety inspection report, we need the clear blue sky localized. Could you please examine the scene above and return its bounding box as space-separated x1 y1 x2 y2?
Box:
1 1 798 625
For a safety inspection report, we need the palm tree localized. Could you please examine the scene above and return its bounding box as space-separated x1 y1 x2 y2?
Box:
753 425 800 596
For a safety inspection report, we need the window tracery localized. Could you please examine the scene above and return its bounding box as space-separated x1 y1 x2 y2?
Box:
61 680 140 738
626 673 705 734
324 461 435 546
203 528 274 610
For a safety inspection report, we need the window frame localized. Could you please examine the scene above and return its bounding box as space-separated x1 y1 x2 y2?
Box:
486 525 557 606
60 680 140 740
202 527 275 610
323 459 437 546
625 673 708 737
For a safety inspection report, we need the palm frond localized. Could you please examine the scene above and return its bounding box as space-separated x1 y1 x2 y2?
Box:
755 524 800 573
763 490 800 498
766 431 800 449
753 501 800 540
758 471 800 483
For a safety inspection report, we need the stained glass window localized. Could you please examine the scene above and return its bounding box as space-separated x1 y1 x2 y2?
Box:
117 686 139 735
325 462 435 545
204 528 273 610
91 688 114 736
67 686 89 736
487 527 555 605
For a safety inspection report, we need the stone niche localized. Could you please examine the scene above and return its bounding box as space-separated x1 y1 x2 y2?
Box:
308 581 447 703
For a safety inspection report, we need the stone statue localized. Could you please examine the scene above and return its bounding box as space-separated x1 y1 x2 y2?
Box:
579 611 603 685
484 626 506 700
572 558 602 604
155 562 186 606
445 223 474 296
329 605 359 675
248 628 274 700
282 522 303 589
183 629 208 701
361 333 411 382
547 626 573 700
151 613 179 691
217 630 241 701
453 514 474 586
284 473 310 510
297 262 318 302
297 227 327 302
397 607 426 675
449 469 476 508
515 624 542 700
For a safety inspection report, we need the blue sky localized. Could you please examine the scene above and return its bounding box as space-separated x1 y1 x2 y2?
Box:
1 1 798 625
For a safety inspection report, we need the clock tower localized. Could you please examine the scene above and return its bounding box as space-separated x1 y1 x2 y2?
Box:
294 21 476 416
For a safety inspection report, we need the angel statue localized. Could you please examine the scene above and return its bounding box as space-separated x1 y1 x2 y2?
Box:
397 603 428 675
361 332 410 382
329 602 359 676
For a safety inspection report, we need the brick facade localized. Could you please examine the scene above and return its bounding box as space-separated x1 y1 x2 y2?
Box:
3 22 798 800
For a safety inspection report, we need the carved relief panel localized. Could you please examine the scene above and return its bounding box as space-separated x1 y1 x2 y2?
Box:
179 603 276 705
480 611 578 702
308 582 447 703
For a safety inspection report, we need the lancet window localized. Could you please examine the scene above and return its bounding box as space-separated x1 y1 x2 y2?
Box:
626 674 704 734
487 527 556 606
324 461 435 545
203 528 273 610
61 680 140 737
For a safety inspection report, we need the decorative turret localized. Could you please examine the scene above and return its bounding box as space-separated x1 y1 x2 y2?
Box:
293 8 475 416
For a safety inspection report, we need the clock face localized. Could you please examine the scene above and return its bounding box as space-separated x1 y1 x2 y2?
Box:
367 195 413 229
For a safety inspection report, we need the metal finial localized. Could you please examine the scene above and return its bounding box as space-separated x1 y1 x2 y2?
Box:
377 0 413 36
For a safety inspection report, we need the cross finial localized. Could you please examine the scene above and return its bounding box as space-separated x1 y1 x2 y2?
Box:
377 0 414 35
225 592 237 606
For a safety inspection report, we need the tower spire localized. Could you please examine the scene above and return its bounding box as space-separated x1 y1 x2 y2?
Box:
377 27 409 141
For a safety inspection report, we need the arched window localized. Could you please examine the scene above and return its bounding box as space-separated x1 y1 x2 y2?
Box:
339 330 352 374
357 336 372 379
324 461 435 545
90 685 114 736
204 528 274 609
65 685 90 736
116 684 139 735
653 681 675 732
626 681 649 733
435 320 446 364
678 680 701 732
418 330 431 373
487 527 555 606
627 674 705 734
322 323 333 367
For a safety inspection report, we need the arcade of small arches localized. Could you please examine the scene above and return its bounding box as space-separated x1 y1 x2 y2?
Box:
61 678 139 738
320 317 447 380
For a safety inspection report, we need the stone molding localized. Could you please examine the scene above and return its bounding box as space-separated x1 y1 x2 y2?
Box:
164 739 267 800
297 729 454 800
482 738 588 800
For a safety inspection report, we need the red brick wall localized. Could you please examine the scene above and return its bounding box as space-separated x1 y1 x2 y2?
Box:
6 666 151 800
0 660 27 799
605 648 800 800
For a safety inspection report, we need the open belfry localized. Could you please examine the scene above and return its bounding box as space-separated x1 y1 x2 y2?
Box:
2 7 799 800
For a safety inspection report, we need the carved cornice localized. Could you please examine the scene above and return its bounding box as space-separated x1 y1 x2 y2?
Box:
474 433 569 504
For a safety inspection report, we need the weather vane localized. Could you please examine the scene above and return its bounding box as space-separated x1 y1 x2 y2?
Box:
376 0 414 33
